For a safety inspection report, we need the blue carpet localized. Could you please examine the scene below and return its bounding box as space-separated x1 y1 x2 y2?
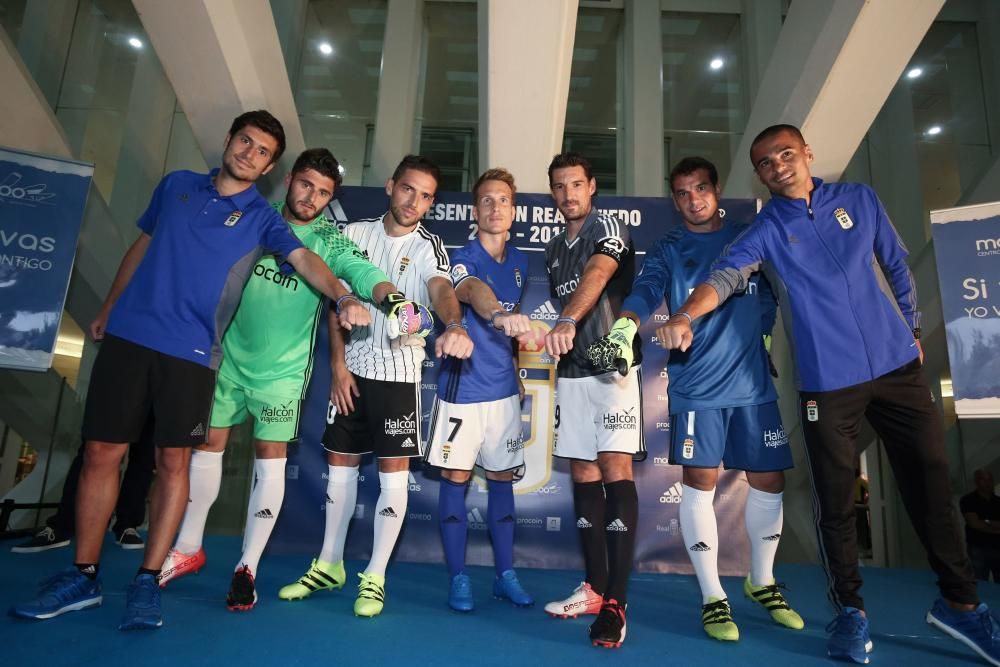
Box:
0 535 996 666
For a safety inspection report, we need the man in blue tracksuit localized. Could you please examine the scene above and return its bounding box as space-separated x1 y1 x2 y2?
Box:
657 124 997 666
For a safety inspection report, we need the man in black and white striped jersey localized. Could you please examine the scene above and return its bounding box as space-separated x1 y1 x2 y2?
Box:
280 155 472 618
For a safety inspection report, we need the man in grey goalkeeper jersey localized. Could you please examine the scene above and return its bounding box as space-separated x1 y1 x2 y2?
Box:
541 152 642 649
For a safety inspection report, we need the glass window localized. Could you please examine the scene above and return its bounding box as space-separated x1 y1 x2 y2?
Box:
661 11 746 190
564 7 622 194
418 1 479 191
287 0 387 186
907 21 991 216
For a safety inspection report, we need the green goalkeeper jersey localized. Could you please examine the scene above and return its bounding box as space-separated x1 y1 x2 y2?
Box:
217 202 389 397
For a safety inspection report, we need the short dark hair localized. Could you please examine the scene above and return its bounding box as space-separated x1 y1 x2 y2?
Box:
547 152 594 186
391 155 441 189
472 167 516 204
228 110 286 164
669 156 719 192
291 148 343 189
749 124 806 161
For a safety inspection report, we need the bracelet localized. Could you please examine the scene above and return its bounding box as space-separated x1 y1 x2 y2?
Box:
335 294 360 313
445 322 467 331
489 310 504 329
556 316 577 328
672 311 693 324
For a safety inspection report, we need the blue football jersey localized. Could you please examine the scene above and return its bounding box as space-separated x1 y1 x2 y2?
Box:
437 238 528 404
623 222 777 413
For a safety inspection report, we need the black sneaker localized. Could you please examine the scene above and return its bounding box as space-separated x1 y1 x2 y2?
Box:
590 598 627 648
11 526 71 553
114 528 145 550
226 565 257 611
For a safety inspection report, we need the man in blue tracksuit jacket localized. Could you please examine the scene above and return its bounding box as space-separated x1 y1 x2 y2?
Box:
656 124 997 666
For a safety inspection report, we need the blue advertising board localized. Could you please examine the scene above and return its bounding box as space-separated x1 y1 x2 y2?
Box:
0 148 92 372
931 202 1000 418
269 186 762 575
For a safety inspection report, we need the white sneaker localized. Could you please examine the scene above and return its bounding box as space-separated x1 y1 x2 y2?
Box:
544 582 604 618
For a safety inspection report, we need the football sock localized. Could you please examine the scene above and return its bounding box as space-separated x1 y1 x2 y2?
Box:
680 483 726 603
745 487 784 586
237 457 286 574
604 480 638 604
75 563 99 580
487 478 516 576
366 470 409 577
439 478 469 578
572 480 608 596
174 449 223 554
318 465 359 564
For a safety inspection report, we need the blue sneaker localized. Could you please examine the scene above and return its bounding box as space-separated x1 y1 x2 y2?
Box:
826 607 873 664
493 569 533 607
448 574 474 612
927 598 1000 666
119 574 163 630
9 567 102 620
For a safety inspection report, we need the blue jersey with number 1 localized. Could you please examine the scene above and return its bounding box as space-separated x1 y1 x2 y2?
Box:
437 238 528 404
622 222 778 414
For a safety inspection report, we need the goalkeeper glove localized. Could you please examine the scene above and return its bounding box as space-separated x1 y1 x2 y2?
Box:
586 317 638 376
383 291 434 339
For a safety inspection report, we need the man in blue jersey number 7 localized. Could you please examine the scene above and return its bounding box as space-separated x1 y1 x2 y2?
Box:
588 156 803 642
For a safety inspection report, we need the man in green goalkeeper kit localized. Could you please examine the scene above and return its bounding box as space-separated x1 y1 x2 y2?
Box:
158 148 432 610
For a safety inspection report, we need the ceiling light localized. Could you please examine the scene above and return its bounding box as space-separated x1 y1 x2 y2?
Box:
128 37 143 49
906 67 923 79
709 57 724 70
926 125 942 136
318 42 333 56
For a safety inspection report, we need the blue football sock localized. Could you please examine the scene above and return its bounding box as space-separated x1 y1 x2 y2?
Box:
487 478 516 576
439 478 469 578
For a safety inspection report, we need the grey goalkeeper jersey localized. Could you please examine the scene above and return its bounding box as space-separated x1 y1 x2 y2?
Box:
544 209 641 379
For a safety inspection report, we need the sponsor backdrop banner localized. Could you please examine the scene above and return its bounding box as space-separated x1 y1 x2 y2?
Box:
0 148 92 372
930 202 1000 419
270 187 762 575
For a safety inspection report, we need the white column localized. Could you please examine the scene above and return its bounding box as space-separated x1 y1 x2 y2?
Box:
621 0 664 196
478 0 578 192
726 0 945 198
367 0 424 185
131 0 305 188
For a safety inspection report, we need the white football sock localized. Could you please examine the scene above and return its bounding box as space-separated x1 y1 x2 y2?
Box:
365 470 409 577
174 449 223 554
236 458 286 574
318 465 358 564
745 487 784 587
680 483 726 603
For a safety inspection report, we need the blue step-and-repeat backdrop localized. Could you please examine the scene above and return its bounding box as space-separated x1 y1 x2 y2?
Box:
269 186 761 575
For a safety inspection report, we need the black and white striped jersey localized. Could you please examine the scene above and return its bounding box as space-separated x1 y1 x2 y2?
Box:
342 215 451 383
544 209 641 379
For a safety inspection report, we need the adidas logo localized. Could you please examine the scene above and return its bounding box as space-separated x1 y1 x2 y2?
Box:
254 508 274 519
407 472 422 492
325 494 335 505
551 258 560 268
498 514 515 523
79 565 97 575
788 234 800 244
684 259 697 269
762 533 781 542
659 482 683 504
443 515 461 523
190 423 205 437
400 437 416 448
379 507 398 518
689 541 711 552
606 518 628 532
467 507 485 523
576 517 593 528
530 300 559 321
